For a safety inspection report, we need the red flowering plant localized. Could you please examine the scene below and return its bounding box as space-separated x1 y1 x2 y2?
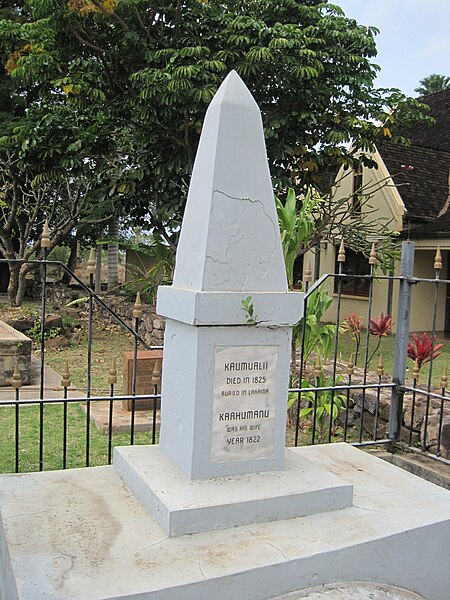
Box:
407 333 443 371
368 313 393 365
341 313 363 366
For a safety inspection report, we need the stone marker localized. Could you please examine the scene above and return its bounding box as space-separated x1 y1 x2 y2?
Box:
2 72 449 600
156 70 302 479
122 350 162 410
0 319 32 386
114 71 353 537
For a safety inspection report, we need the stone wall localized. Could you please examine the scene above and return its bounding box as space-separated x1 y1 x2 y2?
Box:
43 284 165 346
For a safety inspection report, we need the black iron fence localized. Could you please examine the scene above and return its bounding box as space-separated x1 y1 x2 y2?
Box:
0 240 448 474
289 240 449 463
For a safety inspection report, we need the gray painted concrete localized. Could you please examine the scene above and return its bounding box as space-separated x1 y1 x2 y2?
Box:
158 323 294 478
271 582 425 599
1 444 449 600
113 445 353 536
157 71 302 479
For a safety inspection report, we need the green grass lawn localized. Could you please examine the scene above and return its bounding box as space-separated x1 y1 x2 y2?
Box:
0 402 158 474
0 302 158 474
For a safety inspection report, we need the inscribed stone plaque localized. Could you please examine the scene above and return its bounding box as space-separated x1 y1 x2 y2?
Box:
211 345 278 463
122 350 163 411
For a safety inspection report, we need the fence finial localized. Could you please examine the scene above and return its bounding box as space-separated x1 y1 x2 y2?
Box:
304 260 312 283
61 361 71 387
152 359 162 387
413 358 420 382
377 354 384 377
369 242 377 266
86 248 96 276
41 219 51 249
11 363 22 389
314 356 322 378
337 239 346 263
434 246 442 271
442 367 448 390
133 292 143 320
347 353 354 376
108 357 117 385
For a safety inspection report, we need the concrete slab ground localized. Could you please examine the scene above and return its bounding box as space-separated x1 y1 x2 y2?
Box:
1 444 449 600
271 582 425 599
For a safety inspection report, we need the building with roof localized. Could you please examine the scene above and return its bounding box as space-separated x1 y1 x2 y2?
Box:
308 89 450 334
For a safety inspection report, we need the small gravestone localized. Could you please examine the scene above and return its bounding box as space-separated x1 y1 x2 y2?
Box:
122 350 162 410
0 320 32 386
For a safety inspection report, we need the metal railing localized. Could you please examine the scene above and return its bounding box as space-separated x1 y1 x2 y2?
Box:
0 240 449 473
289 241 449 464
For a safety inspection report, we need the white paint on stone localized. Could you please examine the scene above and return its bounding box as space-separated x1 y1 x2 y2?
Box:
270 583 426 600
113 446 353 537
172 70 286 293
156 288 301 326
156 71 303 479
1 445 449 600
157 323 293 479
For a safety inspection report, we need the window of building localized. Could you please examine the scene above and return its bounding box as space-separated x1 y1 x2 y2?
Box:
334 247 371 296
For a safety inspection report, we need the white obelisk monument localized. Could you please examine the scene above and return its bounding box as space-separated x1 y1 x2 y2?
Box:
1 71 449 600
114 71 353 537
157 70 302 479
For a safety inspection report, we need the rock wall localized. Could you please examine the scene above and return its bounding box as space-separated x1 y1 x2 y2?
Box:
43 284 165 347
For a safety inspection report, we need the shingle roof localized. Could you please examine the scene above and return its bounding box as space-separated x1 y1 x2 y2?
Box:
377 89 450 224
409 209 450 239
378 143 450 222
400 89 450 153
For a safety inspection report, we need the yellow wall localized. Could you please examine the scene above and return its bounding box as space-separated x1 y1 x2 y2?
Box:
408 249 448 332
305 245 449 334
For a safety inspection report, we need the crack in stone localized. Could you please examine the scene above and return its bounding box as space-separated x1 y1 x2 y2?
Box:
213 189 278 238
244 526 291 561
8 508 49 519
205 190 279 290
136 537 169 553
197 557 206 579
54 551 75 590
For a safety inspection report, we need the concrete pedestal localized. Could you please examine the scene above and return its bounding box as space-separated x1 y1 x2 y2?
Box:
1 444 449 600
114 445 353 536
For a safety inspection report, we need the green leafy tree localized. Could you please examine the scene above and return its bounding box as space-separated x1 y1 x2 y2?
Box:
2 1 429 221
415 74 450 96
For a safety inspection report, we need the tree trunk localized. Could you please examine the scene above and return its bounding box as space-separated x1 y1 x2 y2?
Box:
107 217 119 293
95 243 102 294
7 262 31 307
7 262 20 306
15 264 29 306
61 237 78 284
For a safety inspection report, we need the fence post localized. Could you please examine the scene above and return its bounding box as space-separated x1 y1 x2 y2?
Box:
389 240 415 441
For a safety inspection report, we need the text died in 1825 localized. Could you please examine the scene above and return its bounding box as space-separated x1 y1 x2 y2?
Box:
211 345 278 463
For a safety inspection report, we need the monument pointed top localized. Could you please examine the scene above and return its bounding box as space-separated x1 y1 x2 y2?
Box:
172 70 288 293
209 70 259 111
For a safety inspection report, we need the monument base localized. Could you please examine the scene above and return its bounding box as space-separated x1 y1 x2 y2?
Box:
1 444 449 600
113 445 353 536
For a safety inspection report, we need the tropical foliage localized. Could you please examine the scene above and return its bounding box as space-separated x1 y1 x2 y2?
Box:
415 74 450 96
341 313 363 365
407 333 443 370
0 1 431 303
